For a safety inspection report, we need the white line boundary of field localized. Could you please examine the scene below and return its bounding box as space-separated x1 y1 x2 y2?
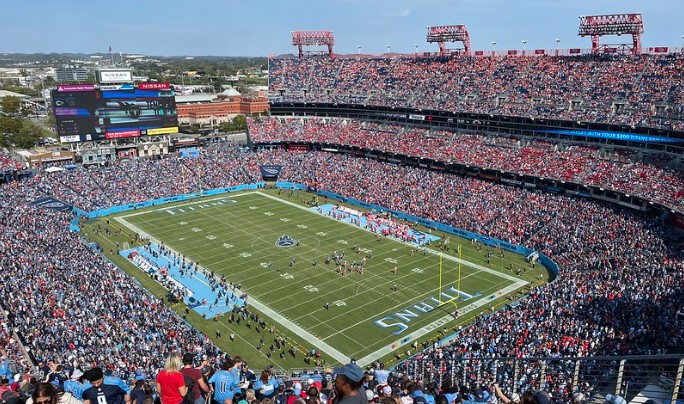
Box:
114 190 529 365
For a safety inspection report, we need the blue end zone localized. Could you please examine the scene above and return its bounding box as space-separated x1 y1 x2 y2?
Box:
311 204 441 246
120 244 245 319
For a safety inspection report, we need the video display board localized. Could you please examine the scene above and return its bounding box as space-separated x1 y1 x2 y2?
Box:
52 84 178 142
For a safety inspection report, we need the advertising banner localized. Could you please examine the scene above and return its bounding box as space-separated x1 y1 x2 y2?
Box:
259 165 283 179
138 82 170 90
144 126 179 135
57 84 95 92
105 130 140 139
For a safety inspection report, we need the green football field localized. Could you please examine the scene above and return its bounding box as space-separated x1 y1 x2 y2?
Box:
113 190 530 366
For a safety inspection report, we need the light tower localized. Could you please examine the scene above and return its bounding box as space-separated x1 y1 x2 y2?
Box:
578 13 644 55
291 31 335 58
426 25 472 56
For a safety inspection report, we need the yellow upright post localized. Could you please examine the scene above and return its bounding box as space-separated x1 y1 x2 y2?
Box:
457 244 462 299
438 252 443 304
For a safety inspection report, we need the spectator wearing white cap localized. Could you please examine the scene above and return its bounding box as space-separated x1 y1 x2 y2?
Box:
63 370 84 400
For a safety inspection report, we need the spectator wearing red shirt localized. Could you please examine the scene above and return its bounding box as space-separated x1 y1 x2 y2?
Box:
156 353 188 404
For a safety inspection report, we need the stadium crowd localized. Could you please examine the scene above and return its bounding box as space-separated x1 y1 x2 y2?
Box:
248 117 684 211
0 142 682 403
268 53 684 131
0 151 24 172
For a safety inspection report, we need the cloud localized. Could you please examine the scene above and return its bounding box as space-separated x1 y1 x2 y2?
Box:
390 7 411 17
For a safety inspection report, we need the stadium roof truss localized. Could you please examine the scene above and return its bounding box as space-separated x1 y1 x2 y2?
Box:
291 31 335 58
426 25 472 56
578 13 644 55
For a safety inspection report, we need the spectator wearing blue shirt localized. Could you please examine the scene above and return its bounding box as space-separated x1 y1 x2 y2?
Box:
209 358 238 404
252 370 278 400
0 357 10 380
63 370 84 400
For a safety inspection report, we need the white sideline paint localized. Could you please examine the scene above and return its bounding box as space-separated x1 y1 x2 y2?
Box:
116 191 530 365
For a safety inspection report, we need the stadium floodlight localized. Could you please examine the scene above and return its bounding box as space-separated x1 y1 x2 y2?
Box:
492 41 497 51
415 44 418 53
291 31 335 58
578 13 644 55
357 45 361 55
522 39 527 50
386 44 391 54
426 25 472 56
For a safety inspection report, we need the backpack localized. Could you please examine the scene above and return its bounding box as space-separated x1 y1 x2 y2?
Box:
182 375 196 404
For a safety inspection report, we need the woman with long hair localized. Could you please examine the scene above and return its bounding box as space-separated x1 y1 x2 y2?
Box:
156 352 188 404
26 382 82 404
252 370 279 400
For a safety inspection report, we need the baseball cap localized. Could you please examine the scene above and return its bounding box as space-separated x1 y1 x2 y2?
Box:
414 397 428 404
333 363 364 383
383 386 393 396
71 370 84 380
606 394 625 404
533 391 551 404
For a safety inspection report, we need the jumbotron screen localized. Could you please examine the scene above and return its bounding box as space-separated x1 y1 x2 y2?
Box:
52 83 178 142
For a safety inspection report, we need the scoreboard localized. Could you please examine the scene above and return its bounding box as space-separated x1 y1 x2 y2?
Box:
52 83 178 143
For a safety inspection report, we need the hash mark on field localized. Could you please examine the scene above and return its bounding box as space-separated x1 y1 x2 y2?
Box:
223 243 233 249
264 212 274 216
178 237 186 241
297 224 308 229
412 268 424 274
191 227 201 232
385 258 398 264
179 221 188 225
280 218 291 222
206 235 216 240
239 252 252 258
337 239 348 245
316 232 327 236
249 206 258 210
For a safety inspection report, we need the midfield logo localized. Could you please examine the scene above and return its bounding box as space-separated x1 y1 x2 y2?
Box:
275 235 298 248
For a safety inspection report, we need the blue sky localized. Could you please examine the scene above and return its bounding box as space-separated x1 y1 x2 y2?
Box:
3 0 683 56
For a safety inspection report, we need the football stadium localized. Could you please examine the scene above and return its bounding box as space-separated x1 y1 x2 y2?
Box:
0 8 683 404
